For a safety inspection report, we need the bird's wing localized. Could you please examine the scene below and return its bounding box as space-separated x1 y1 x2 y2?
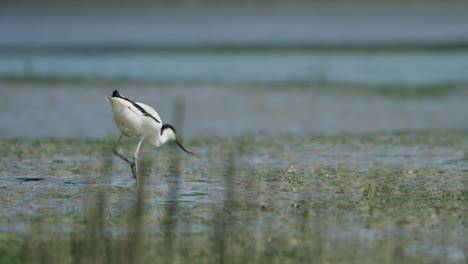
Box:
126 104 143 117
107 96 141 117
136 102 163 124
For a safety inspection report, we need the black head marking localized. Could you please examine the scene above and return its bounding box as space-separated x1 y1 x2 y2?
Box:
112 90 122 97
161 123 176 136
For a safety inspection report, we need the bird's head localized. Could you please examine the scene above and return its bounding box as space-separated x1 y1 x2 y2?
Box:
112 90 123 98
161 124 177 142
105 90 125 105
161 124 198 157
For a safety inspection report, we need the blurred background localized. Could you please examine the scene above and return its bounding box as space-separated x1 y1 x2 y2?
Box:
1 0 468 138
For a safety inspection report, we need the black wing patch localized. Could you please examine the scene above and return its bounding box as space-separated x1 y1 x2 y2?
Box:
112 90 161 123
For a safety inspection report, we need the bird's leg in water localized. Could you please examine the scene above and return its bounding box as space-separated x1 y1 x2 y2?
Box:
113 134 137 179
132 137 145 180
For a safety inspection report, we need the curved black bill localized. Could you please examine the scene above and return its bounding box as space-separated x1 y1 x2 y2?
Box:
175 140 199 158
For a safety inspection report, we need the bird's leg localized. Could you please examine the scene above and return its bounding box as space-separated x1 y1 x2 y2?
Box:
113 134 137 179
133 137 145 177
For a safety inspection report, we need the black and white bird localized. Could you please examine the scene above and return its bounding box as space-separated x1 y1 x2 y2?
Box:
105 90 196 181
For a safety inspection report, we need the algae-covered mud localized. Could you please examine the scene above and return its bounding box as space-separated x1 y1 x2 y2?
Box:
0 131 466 263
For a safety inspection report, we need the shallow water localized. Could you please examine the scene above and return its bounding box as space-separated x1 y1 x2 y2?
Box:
2 5 468 85
2 51 468 85
1 83 467 138
0 132 466 262
1 5 468 46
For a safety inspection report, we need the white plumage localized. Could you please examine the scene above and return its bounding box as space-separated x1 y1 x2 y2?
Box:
105 90 196 181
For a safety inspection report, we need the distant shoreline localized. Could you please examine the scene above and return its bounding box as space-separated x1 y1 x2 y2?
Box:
2 42 468 53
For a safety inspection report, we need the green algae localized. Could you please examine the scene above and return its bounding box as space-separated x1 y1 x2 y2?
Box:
0 131 466 263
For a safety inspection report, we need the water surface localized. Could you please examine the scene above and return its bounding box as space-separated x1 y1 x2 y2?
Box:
1 5 468 46
2 51 468 85
1 84 467 138
0 132 466 262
